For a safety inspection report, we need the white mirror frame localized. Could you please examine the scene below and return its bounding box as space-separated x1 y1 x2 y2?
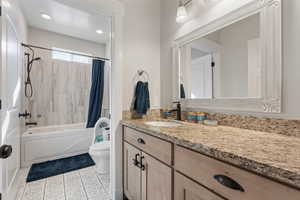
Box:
172 0 282 113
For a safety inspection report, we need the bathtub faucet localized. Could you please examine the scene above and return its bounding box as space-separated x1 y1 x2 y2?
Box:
25 122 38 126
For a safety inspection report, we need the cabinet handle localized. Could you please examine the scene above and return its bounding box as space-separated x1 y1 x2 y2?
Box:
137 138 146 145
139 156 145 171
214 175 245 192
132 153 140 168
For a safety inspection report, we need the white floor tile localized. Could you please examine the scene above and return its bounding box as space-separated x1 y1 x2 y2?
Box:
22 180 46 200
64 172 88 200
18 168 30 187
97 173 110 194
44 175 65 200
15 186 25 200
15 166 110 200
79 168 107 199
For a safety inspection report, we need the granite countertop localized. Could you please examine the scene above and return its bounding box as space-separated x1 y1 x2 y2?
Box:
121 119 300 189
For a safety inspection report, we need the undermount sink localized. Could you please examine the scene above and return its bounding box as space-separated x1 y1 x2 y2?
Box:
144 121 181 127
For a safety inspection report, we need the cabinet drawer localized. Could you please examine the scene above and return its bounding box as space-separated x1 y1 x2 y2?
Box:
124 126 172 165
175 172 224 200
175 146 300 200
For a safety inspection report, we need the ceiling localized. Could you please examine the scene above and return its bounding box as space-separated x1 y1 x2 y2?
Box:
19 0 111 44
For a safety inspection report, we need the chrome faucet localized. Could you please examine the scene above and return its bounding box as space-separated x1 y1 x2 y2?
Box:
168 101 182 121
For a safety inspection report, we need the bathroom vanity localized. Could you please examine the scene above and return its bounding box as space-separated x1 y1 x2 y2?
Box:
122 120 300 200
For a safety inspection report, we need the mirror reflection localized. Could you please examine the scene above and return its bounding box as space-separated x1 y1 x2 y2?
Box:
180 13 261 99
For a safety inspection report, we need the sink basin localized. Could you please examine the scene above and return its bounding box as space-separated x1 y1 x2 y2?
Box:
144 121 181 127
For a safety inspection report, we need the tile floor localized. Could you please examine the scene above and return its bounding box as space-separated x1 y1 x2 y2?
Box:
15 166 111 200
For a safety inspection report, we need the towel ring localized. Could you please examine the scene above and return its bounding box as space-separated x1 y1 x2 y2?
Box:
137 70 150 81
133 69 150 83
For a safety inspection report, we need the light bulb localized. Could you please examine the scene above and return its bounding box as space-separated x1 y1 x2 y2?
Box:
176 4 187 23
41 13 52 20
96 30 104 34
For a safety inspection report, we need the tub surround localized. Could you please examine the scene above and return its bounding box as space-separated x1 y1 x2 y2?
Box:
26 48 92 127
121 119 300 189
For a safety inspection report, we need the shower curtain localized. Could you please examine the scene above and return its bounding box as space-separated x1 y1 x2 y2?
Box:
86 59 105 128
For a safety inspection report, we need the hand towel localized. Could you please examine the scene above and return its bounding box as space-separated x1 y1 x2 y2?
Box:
133 81 150 114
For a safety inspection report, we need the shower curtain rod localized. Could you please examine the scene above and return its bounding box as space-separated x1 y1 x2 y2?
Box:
21 43 111 62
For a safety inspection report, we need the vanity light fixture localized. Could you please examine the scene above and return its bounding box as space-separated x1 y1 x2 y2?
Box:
176 0 192 23
41 13 52 20
96 29 104 35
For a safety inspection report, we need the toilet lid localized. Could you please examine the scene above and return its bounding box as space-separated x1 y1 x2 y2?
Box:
90 141 110 151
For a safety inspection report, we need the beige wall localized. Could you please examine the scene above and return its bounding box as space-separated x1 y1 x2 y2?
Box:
160 0 300 119
28 27 106 57
122 0 161 111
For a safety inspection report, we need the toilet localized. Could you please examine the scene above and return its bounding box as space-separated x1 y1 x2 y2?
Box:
89 118 110 174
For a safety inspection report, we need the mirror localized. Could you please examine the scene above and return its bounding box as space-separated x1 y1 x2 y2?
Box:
180 13 261 99
173 0 282 113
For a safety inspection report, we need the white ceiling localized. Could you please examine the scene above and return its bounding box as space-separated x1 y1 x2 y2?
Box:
19 0 111 44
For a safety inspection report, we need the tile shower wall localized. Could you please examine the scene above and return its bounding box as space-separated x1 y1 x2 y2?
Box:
25 49 92 127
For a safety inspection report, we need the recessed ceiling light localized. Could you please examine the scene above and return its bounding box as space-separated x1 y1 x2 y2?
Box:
96 30 104 35
41 13 52 20
3 1 11 8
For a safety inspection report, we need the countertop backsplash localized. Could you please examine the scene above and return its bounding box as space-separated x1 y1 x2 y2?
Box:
205 112 300 138
123 109 300 138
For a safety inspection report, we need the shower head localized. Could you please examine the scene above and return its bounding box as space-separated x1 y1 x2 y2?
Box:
33 57 41 61
28 57 41 66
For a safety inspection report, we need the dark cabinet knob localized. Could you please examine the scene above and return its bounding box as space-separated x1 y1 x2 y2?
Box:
214 174 245 192
137 138 146 144
0 145 12 159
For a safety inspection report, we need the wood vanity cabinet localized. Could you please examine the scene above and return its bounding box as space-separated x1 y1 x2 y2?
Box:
123 126 300 200
123 127 172 200
141 152 172 200
175 146 300 200
175 172 225 200
123 142 142 200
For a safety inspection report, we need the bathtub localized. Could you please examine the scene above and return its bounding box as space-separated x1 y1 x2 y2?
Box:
21 123 94 167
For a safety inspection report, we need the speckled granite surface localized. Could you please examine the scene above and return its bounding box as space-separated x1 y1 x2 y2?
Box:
123 109 161 120
206 113 300 138
121 119 300 189
123 109 300 138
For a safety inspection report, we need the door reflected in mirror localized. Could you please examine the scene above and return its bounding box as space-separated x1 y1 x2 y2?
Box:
180 13 261 99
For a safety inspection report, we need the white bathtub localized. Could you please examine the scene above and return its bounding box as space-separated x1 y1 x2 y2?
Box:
21 123 94 167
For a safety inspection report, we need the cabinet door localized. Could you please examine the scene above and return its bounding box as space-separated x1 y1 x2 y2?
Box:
124 142 141 200
141 152 172 200
175 172 224 200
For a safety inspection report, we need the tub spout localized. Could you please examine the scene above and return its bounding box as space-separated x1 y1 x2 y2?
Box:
25 122 38 126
